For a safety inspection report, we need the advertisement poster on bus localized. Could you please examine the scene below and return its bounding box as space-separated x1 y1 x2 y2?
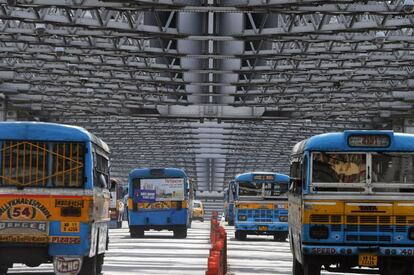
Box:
139 178 184 201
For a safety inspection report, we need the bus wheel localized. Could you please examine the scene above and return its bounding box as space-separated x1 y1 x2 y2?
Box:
274 233 288 242
79 256 97 275
174 226 187 238
292 257 304 275
0 265 8 275
228 221 234 226
235 230 246 240
96 253 104 274
303 262 320 275
130 227 144 238
380 260 411 275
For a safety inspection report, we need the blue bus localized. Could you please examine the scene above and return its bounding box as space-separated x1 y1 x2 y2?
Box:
0 122 110 275
233 172 289 241
127 168 193 238
224 181 235 226
289 130 414 275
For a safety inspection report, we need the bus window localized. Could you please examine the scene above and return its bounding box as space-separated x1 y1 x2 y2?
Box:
312 153 366 183
0 141 85 188
94 152 109 188
238 181 262 196
372 153 414 183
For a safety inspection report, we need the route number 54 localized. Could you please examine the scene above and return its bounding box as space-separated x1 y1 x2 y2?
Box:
11 206 33 218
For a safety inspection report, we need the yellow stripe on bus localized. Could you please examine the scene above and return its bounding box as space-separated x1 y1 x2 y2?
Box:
303 200 414 224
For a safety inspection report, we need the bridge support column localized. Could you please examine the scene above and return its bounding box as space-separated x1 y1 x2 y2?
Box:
0 94 6 121
403 119 414 134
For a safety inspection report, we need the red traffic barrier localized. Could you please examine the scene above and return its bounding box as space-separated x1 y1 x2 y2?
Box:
206 211 227 275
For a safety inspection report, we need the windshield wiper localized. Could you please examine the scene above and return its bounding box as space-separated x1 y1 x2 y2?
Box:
375 152 409 159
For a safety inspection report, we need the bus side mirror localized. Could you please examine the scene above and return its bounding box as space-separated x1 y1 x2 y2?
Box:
99 174 108 189
110 180 116 190
289 178 302 194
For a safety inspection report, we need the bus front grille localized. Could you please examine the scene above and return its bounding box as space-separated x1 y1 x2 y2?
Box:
344 215 393 243
346 235 391 242
239 209 283 222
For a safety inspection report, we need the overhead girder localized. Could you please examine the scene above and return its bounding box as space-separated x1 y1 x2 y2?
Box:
0 6 413 41
1 1 413 191
4 0 414 14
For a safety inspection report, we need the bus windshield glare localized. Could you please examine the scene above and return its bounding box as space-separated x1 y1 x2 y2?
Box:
0 140 85 188
238 181 288 198
372 153 414 183
312 152 414 184
312 153 366 183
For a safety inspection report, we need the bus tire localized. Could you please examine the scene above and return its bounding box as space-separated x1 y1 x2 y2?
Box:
303 262 320 275
130 227 144 238
173 226 187 238
240 231 246 240
79 256 97 275
235 230 246 240
292 256 304 275
228 220 234 226
96 253 104 274
0 265 8 275
380 259 412 275
274 232 288 242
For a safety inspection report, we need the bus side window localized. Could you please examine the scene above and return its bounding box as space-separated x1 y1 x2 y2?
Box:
290 160 302 195
94 149 109 188
132 178 140 191
302 155 308 191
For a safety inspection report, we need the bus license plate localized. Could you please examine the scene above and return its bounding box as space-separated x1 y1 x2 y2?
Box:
61 222 80 233
358 255 377 267
258 226 268 231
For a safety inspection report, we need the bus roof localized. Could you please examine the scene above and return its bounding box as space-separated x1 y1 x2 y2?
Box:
0 121 109 152
235 172 289 183
129 168 187 179
291 130 414 155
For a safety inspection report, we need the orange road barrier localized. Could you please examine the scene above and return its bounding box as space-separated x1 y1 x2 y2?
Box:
206 211 227 275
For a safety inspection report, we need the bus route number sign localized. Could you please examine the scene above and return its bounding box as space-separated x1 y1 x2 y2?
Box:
348 135 390 148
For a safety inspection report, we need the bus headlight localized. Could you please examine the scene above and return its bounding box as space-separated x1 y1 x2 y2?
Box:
279 216 288 222
408 227 414 240
310 225 329 239
238 215 247 221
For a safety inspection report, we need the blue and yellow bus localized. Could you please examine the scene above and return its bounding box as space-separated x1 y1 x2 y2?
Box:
289 130 414 275
0 122 110 275
127 168 193 238
233 172 289 241
224 181 235 226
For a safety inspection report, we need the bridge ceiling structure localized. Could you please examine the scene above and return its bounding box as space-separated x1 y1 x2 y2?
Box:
0 0 413 192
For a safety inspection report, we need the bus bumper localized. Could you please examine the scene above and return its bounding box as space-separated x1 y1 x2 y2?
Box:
128 209 188 228
235 222 288 234
303 244 414 257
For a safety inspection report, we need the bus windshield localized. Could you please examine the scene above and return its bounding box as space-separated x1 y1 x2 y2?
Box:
372 153 414 183
312 153 366 183
238 181 288 198
0 140 85 188
312 152 414 188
